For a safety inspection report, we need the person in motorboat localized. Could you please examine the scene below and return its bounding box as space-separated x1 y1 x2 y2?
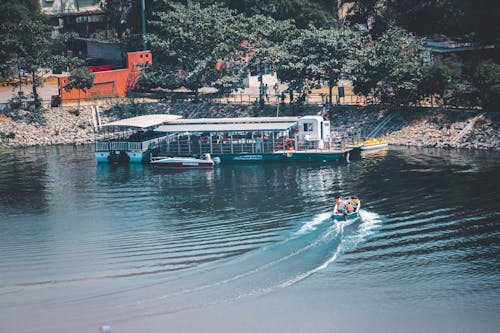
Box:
350 197 359 210
335 197 346 213
346 202 354 213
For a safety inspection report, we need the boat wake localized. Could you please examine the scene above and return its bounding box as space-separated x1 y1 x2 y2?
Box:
278 209 383 289
295 212 332 235
112 211 384 318
29 211 384 327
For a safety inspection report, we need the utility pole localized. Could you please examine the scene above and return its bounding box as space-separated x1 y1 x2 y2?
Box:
141 0 147 50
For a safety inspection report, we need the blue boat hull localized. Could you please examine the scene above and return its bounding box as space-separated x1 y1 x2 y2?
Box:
215 151 346 163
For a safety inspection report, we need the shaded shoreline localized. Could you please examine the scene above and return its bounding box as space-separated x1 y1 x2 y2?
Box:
0 102 498 151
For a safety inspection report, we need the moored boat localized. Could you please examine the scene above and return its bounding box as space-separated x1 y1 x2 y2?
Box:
333 197 361 220
155 116 352 163
360 137 388 151
150 154 216 169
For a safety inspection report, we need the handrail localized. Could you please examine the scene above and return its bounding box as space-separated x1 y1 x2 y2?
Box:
97 136 348 154
95 135 171 152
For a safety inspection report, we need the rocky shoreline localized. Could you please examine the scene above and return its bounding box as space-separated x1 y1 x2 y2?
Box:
0 101 498 151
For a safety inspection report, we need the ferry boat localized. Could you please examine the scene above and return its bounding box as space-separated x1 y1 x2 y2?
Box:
360 137 388 151
154 116 352 163
333 197 361 220
96 115 354 163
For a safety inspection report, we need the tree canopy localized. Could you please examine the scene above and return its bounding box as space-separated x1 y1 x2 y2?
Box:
139 1 247 95
64 67 95 110
351 27 424 105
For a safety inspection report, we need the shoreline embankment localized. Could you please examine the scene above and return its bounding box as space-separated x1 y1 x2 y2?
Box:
0 102 498 151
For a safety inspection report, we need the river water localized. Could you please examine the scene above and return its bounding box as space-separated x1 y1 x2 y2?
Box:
0 145 498 333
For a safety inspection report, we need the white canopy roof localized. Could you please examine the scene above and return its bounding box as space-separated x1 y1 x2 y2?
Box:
163 117 299 124
155 121 298 133
102 114 183 129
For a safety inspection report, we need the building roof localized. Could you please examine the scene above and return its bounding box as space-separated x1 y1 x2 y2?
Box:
155 117 299 133
421 35 495 53
102 115 183 129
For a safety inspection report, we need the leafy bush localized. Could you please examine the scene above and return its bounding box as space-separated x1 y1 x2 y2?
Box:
473 60 500 111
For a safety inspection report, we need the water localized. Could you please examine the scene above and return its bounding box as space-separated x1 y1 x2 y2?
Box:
0 145 498 333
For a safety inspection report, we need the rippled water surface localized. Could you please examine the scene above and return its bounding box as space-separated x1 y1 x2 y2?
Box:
0 145 498 333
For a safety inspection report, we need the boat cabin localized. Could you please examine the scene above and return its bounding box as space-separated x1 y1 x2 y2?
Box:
297 116 331 150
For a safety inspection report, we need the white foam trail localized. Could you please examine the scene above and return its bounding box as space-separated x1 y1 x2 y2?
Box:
295 212 332 235
358 210 383 238
280 211 383 289
279 245 342 288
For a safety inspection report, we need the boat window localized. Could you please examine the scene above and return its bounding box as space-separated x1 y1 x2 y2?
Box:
303 123 313 132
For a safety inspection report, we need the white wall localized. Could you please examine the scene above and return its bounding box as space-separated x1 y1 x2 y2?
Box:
243 73 279 88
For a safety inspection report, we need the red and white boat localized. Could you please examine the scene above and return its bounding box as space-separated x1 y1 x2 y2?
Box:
150 154 216 168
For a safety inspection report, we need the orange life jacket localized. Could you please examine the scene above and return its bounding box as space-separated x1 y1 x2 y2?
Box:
347 203 354 212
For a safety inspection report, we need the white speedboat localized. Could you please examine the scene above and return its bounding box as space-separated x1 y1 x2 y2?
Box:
150 154 216 169
333 197 361 220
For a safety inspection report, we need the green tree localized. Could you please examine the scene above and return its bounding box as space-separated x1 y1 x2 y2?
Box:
419 55 462 105
338 0 391 37
103 0 156 52
271 26 363 105
104 0 134 40
351 27 423 105
273 29 315 104
473 60 500 111
0 0 41 23
0 0 43 82
240 15 299 105
199 0 337 28
340 0 499 48
1 19 53 107
140 1 246 98
310 27 364 105
64 67 95 111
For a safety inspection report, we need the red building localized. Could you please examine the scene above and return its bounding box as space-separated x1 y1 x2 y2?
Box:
58 50 152 103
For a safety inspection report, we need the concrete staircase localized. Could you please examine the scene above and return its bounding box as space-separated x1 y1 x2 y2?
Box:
90 105 104 132
450 112 485 146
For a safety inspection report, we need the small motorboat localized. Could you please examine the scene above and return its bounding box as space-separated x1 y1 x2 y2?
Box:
150 154 216 169
360 137 388 151
333 197 361 220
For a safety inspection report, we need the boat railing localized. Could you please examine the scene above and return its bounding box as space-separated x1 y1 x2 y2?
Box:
96 141 110 152
141 136 169 151
128 142 142 151
96 136 170 153
110 141 130 151
163 137 349 156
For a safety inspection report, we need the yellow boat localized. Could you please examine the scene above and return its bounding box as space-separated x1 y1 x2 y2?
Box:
360 137 388 151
